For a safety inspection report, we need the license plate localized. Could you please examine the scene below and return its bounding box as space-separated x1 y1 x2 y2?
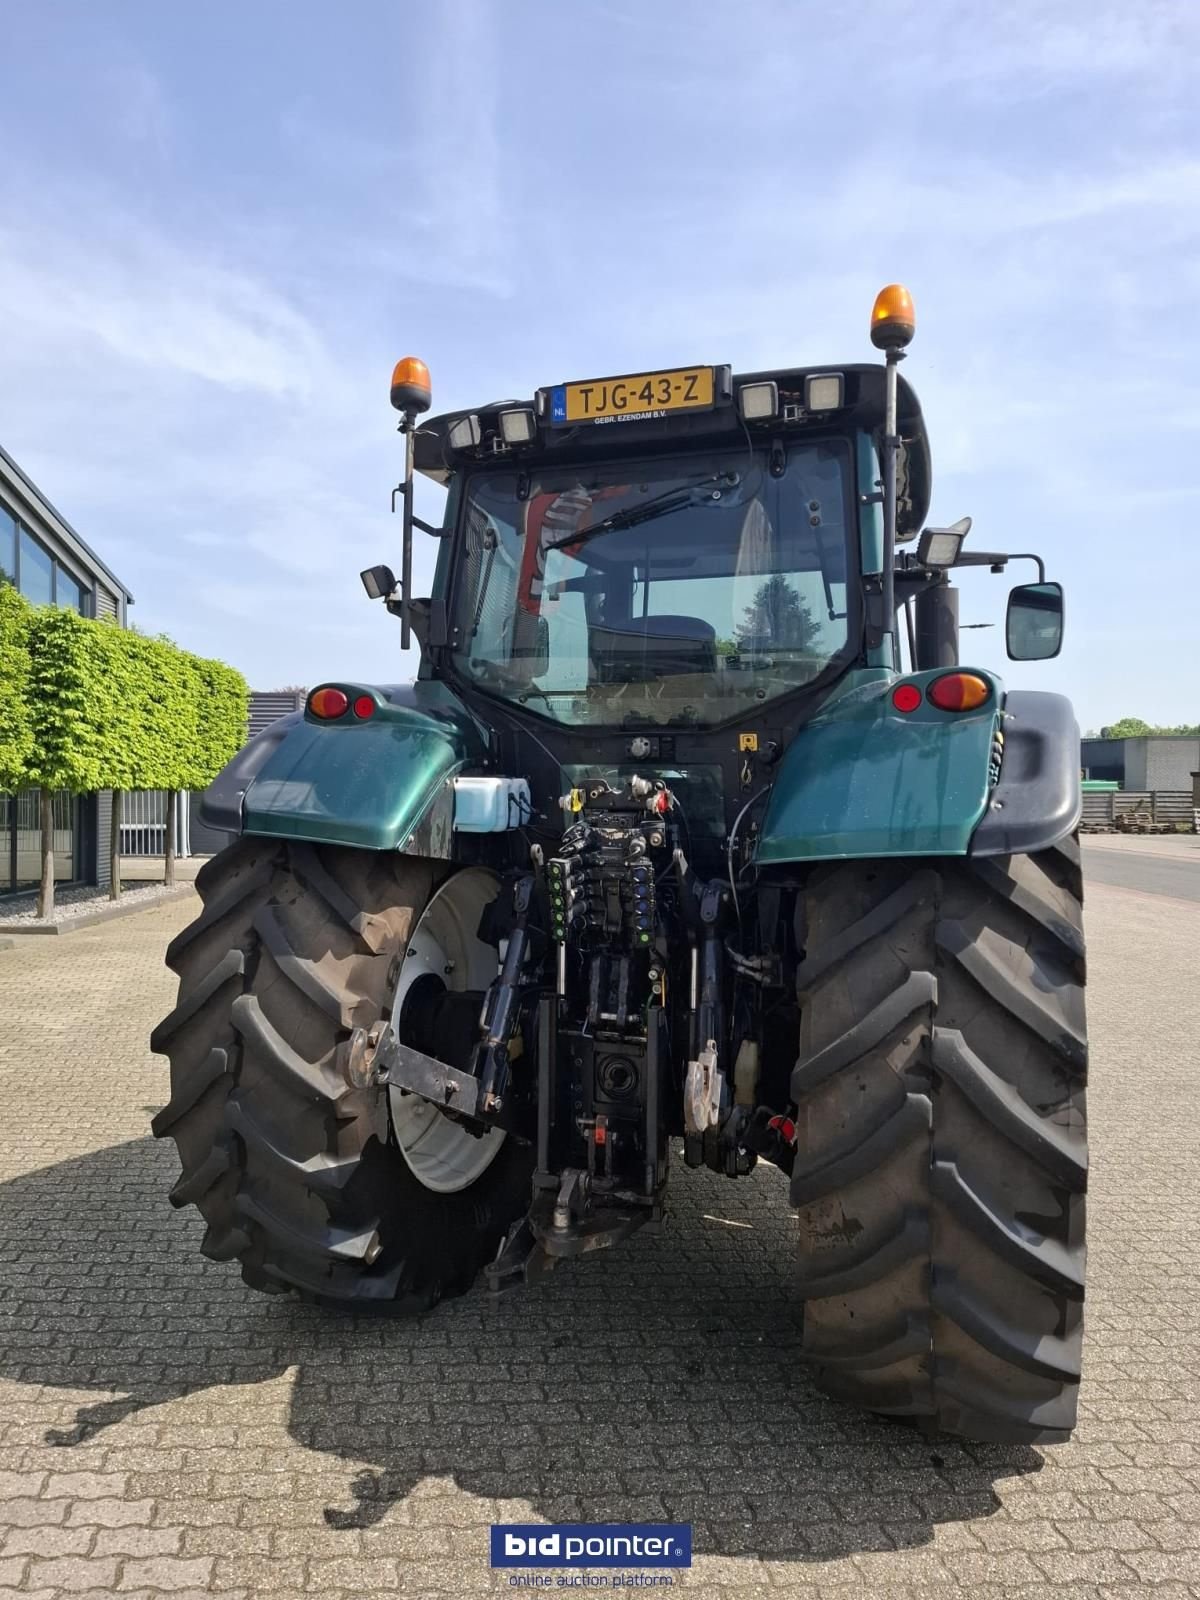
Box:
548 366 714 426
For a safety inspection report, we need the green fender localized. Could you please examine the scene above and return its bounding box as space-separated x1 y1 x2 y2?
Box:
230 682 482 853
755 667 1003 864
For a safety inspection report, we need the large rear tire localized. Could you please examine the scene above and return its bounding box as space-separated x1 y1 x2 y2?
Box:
151 839 533 1307
792 839 1087 1443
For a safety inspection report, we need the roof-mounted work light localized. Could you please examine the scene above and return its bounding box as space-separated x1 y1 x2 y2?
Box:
498 408 536 445
738 382 778 421
448 415 482 451
804 373 844 412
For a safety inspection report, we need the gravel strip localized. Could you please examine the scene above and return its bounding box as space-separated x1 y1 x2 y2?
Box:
0 881 184 927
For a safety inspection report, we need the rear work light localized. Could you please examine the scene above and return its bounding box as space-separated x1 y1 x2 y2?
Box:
498 408 536 445
927 672 991 712
308 687 349 719
738 382 778 420
804 373 844 412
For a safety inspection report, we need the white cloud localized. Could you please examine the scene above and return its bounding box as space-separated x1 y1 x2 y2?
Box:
279 0 512 297
0 207 328 399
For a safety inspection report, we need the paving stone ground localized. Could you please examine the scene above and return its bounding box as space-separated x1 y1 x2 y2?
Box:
0 871 1196 1598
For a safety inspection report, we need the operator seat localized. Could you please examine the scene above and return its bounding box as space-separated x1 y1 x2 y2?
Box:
589 614 717 683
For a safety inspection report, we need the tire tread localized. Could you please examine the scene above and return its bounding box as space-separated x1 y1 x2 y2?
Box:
792 845 1087 1443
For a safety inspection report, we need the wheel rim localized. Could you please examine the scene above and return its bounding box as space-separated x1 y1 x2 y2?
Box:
387 868 507 1194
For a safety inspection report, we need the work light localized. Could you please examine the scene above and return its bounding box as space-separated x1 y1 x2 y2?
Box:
917 517 972 568
804 373 844 412
448 415 481 451
738 382 778 420
499 408 536 445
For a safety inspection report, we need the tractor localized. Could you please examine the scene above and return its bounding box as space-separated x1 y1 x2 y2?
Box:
152 286 1087 1444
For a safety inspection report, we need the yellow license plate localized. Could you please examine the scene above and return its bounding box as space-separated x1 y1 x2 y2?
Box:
549 366 714 426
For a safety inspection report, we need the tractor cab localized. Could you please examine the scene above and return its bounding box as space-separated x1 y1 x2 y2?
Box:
410 360 930 727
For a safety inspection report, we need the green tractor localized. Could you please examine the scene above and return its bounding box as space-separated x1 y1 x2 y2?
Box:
153 286 1086 1444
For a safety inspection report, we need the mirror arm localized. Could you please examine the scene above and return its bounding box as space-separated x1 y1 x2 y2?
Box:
1003 552 1046 583
953 550 1046 583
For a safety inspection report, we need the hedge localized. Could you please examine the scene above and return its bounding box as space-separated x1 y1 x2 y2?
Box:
23 610 248 794
1 589 248 909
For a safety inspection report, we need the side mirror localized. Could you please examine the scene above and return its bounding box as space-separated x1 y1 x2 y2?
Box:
1006 581 1064 661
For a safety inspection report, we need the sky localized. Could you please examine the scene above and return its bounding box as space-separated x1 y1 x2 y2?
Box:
0 0 1196 733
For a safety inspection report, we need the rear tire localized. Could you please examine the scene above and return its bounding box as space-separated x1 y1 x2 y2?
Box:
792 839 1087 1443
151 839 533 1307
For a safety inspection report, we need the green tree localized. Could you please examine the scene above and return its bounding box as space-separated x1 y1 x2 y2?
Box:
108 630 247 892
1098 718 1200 738
735 575 821 651
0 584 33 794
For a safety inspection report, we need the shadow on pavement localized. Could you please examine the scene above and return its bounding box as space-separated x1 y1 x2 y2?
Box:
0 1135 1041 1562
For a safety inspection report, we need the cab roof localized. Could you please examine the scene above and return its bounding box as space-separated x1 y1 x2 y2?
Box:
413 361 931 536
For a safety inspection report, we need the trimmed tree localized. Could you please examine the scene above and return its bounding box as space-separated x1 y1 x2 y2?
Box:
0 584 33 795
74 620 152 900
104 631 247 890
177 653 248 885
132 636 247 886
135 631 201 890
25 608 112 917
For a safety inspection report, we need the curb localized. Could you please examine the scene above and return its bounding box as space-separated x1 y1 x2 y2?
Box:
0 884 197 938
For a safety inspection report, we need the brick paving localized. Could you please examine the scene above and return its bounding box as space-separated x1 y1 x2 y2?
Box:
0 874 1196 1597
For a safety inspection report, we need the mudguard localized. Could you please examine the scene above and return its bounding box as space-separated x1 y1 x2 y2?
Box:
968 690 1081 856
199 682 484 853
755 667 1003 864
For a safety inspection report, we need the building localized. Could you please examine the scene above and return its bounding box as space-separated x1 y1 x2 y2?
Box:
1081 735 1200 791
0 444 134 895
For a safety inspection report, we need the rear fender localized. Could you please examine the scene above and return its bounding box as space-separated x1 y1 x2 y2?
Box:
200 683 483 854
756 668 1003 863
968 690 1081 856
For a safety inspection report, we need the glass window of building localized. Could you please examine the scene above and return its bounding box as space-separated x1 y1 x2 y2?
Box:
55 566 84 613
0 506 15 586
18 526 53 606
2 788 76 892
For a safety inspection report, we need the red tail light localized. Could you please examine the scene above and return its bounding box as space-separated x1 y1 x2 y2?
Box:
927 672 991 712
352 695 376 719
891 683 922 713
308 687 349 719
